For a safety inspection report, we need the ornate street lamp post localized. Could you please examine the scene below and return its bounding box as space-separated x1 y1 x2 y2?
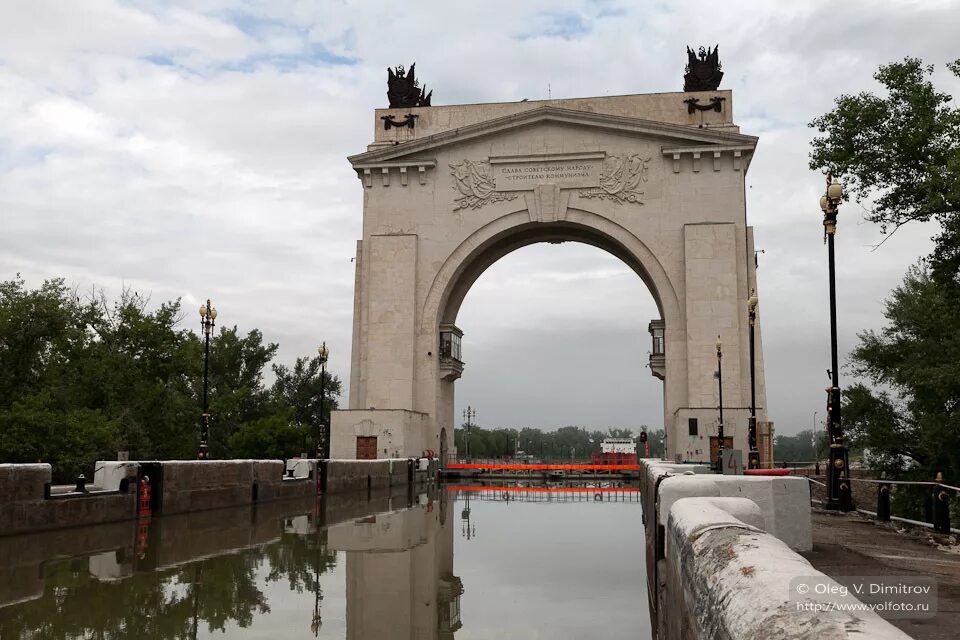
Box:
819 174 853 511
316 342 329 459
462 406 476 461
198 299 217 459
715 335 724 473
747 291 760 469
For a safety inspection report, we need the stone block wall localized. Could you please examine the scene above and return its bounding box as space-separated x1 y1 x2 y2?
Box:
640 460 909 640
324 459 412 494
159 460 257 514
664 496 910 639
0 459 428 536
0 464 136 536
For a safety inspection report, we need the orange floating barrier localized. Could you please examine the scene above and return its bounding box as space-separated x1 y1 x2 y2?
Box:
446 463 639 471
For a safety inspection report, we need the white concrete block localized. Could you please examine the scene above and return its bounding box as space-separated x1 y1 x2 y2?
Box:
659 474 812 551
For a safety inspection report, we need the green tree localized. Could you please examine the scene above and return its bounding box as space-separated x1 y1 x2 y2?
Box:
809 57 960 285
228 410 308 460
842 266 960 481
271 354 342 453
772 430 823 463
205 326 278 458
78 287 200 460
0 275 342 477
810 57 960 491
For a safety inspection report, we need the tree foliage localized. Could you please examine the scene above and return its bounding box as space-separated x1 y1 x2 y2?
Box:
842 266 960 479
452 424 662 460
810 58 960 486
809 57 960 269
0 276 340 480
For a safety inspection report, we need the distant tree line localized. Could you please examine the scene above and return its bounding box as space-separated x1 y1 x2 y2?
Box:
452 424 665 461
0 276 340 481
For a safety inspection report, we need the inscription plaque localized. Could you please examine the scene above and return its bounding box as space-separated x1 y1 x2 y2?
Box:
490 156 602 191
490 156 605 191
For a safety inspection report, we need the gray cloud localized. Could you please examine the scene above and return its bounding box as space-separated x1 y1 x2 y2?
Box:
1 0 956 437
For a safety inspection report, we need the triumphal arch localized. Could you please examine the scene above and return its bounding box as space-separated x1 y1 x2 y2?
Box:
331 59 771 464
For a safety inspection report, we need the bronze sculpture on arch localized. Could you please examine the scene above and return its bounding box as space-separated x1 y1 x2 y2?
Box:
684 45 723 91
387 63 433 108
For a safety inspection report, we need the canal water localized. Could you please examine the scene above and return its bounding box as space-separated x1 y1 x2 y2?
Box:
0 483 649 639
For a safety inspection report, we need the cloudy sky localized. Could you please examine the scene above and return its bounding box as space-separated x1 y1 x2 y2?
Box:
2 0 958 437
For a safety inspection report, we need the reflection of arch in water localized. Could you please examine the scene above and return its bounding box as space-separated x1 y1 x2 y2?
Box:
327 501 459 639
439 426 448 467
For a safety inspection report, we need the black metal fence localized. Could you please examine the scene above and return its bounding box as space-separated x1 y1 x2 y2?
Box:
807 475 958 534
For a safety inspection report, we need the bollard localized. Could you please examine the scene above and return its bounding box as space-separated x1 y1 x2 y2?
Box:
138 476 152 517
839 477 853 512
933 472 951 534
75 473 88 493
877 472 890 522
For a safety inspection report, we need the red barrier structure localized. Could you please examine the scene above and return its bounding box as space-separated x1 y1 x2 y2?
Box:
446 463 640 471
446 485 639 493
744 469 792 476
137 477 152 517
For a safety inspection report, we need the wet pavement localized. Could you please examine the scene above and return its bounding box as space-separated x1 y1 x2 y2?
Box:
804 509 960 640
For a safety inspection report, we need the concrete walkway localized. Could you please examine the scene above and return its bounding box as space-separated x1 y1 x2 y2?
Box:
804 510 960 640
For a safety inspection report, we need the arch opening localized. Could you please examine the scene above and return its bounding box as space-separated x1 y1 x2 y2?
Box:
438 219 667 327
451 240 664 436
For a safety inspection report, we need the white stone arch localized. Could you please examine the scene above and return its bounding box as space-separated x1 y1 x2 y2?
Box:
417 207 685 457
331 91 770 465
419 207 681 335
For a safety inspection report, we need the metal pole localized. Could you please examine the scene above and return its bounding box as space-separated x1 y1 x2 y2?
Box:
463 406 474 461
200 327 210 458
198 299 214 460
319 359 326 459
716 337 724 473
822 176 852 511
812 410 818 464
748 299 759 470
316 342 329 460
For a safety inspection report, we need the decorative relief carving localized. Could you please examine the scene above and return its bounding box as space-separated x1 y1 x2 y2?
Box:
450 154 649 209
450 160 519 210
577 154 650 204
381 113 418 130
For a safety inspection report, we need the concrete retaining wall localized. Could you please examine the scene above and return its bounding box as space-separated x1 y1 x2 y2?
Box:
323 458 415 494
658 473 812 551
0 457 433 537
158 460 316 514
640 459 910 640
0 464 136 537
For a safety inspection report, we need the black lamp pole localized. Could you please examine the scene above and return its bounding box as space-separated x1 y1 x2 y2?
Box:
310 531 324 636
820 173 853 511
316 342 329 459
198 299 216 459
747 292 760 469
462 406 476 461
715 335 724 473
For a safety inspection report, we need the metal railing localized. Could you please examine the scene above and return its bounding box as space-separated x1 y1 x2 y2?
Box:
806 474 958 534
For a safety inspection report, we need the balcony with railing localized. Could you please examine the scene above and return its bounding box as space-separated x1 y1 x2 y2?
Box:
648 319 665 380
439 324 464 381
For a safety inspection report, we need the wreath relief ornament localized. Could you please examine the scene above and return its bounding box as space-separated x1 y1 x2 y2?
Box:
578 154 650 204
450 160 519 210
